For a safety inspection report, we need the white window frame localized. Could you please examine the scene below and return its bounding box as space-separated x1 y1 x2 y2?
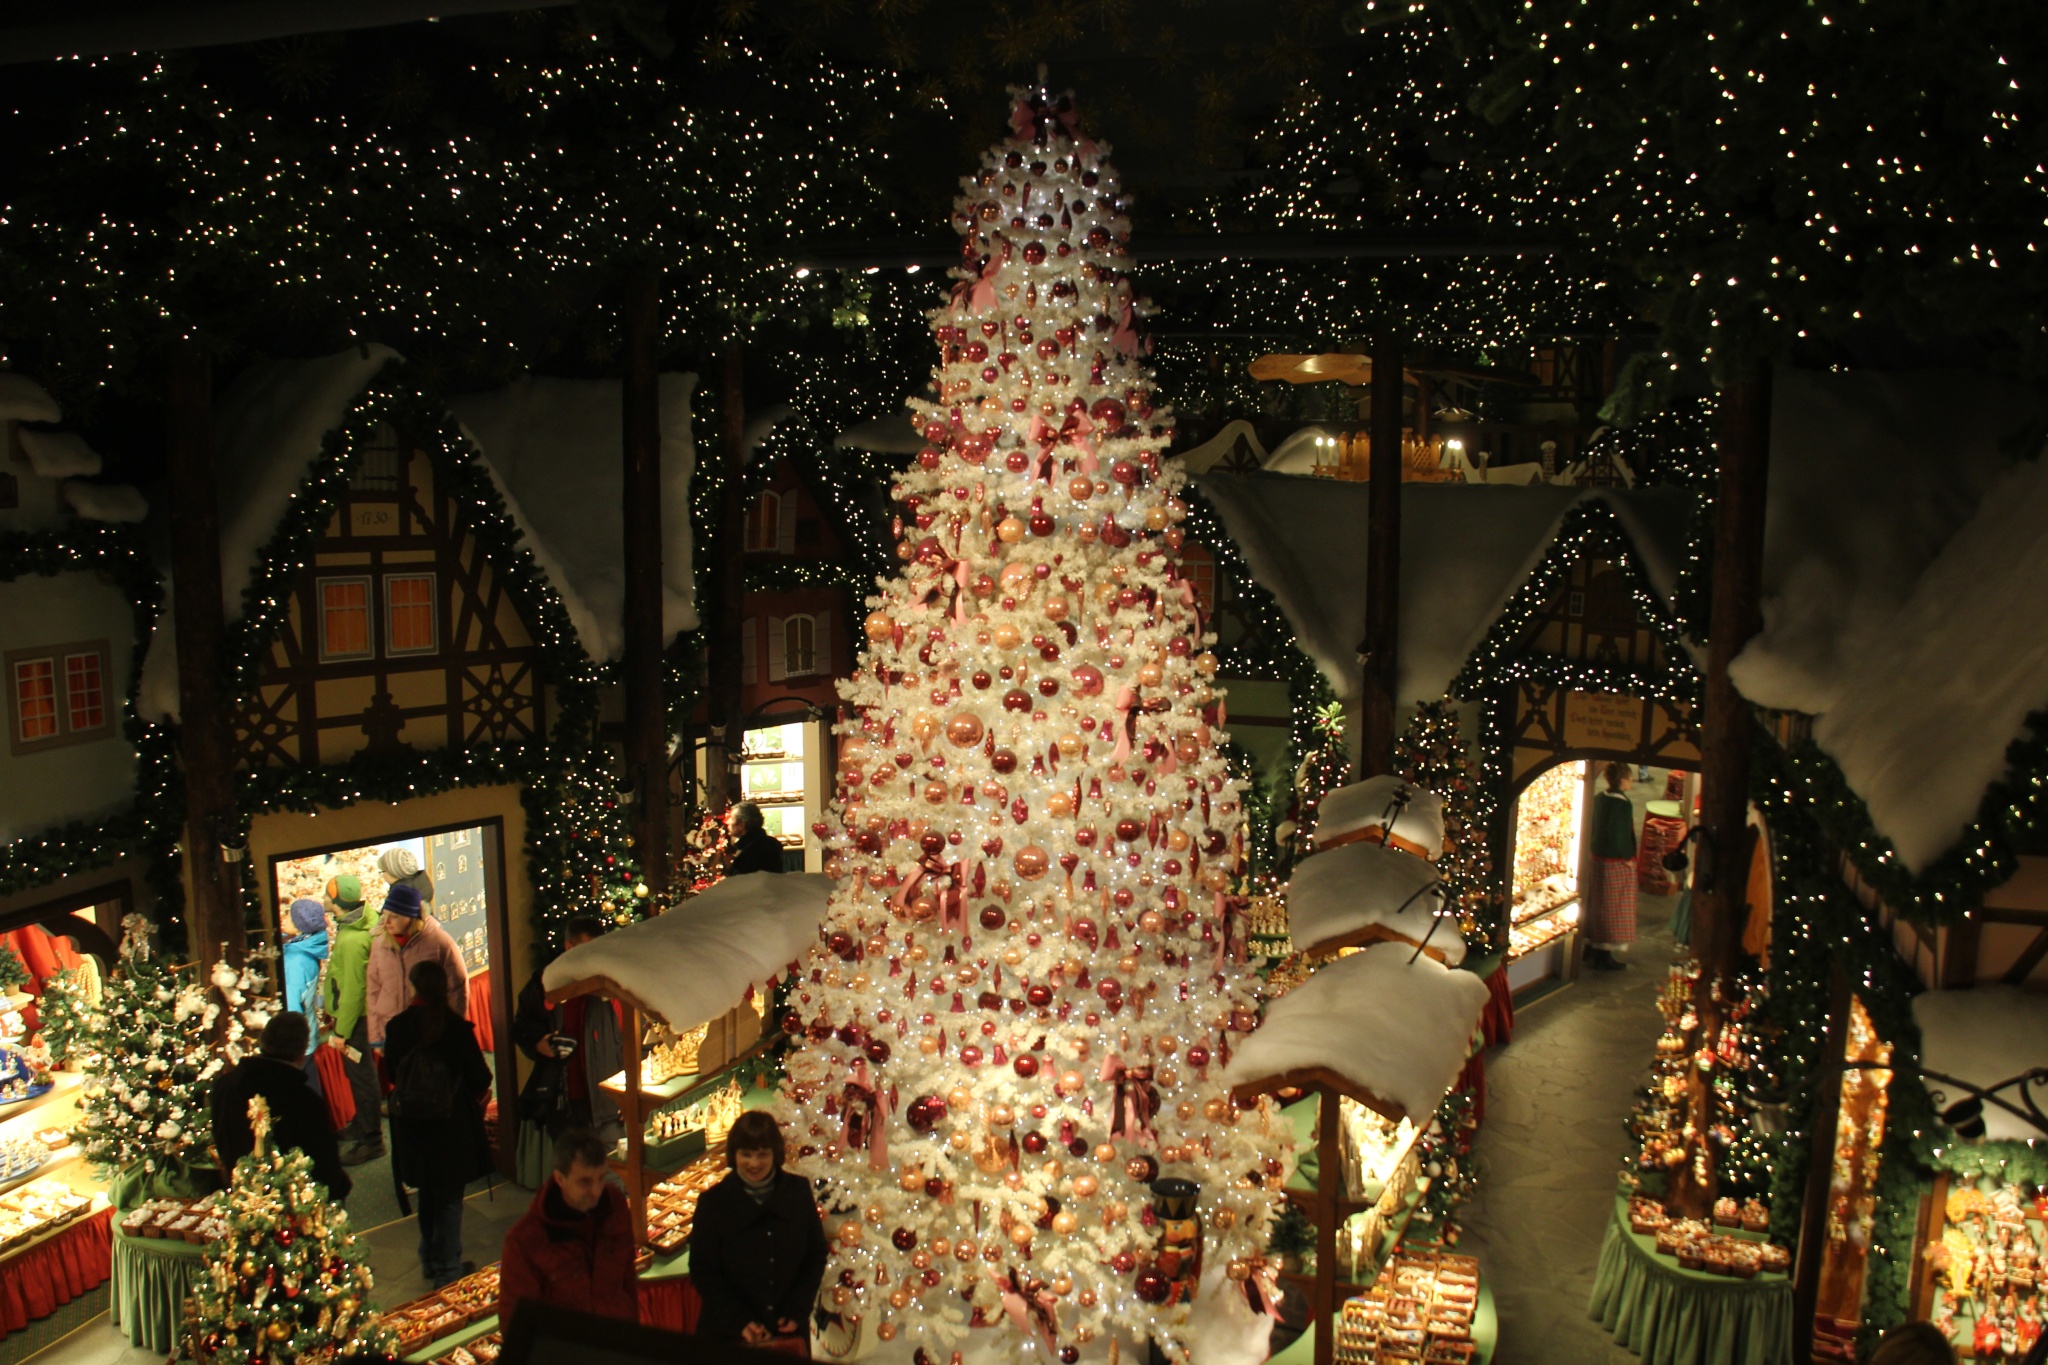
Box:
317 575 376 663
384 571 439 656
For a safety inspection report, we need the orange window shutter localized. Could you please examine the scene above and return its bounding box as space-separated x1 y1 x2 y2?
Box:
14 659 57 741
64 652 104 730
322 580 369 658
387 575 435 653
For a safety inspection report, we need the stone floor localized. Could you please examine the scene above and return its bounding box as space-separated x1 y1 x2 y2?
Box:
1456 890 1680 1364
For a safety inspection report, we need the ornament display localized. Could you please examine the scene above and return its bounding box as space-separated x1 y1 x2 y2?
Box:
772 83 1286 1360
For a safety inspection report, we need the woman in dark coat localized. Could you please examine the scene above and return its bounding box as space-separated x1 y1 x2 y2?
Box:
384 958 492 1287
689 1111 827 1347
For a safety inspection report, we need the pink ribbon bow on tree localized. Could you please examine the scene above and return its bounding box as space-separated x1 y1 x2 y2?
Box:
1098 1053 1159 1147
1027 409 1097 478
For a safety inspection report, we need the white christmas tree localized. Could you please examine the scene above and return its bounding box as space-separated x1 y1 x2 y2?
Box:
76 916 226 1187
779 86 1288 1362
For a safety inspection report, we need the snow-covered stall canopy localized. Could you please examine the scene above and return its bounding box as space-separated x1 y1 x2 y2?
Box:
1913 986 2048 1144
138 349 700 720
1287 838 1464 966
1222 943 1489 1123
1195 473 1694 710
1729 368 2048 873
543 872 832 1026
1315 775 1446 858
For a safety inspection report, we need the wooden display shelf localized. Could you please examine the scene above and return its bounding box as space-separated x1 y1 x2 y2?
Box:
0 1148 82 1201
0 1071 83 1129
1511 893 1579 930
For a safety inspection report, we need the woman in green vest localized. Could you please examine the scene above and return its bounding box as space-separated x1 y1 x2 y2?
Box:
1584 762 1639 970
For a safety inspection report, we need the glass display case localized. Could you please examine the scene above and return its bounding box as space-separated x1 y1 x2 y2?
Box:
1508 761 1586 962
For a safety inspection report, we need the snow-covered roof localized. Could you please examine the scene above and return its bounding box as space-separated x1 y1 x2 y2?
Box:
138 350 702 719
1222 943 1489 1123
0 372 61 425
19 429 101 479
63 482 149 523
1731 368 2048 873
1286 838 1464 966
1913 985 2048 1144
1196 473 1694 709
1315 776 1445 858
542 872 832 1028
449 372 699 661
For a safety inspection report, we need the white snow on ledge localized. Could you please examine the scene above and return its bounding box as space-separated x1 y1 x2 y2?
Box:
1316 776 1445 858
20 429 102 479
1914 986 2048 1144
1288 838 1464 966
1223 944 1489 1123
0 372 61 424
542 872 830 1028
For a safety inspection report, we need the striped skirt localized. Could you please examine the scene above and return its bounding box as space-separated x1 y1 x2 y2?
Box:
1585 856 1639 947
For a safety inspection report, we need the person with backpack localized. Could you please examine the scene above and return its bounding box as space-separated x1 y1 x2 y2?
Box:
384 957 492 1287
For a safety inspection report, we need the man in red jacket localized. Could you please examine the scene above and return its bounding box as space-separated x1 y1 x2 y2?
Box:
499 1129 639 1325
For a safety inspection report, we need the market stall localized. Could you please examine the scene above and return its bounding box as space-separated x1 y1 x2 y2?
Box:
0 935 116 1346
1505 760 1585 993
541 872 829 1241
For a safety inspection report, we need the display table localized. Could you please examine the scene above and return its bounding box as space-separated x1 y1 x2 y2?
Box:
0 1207 112 1342
109 1220 207 1353
1588 1197 1792 1365
397 1251 701 1362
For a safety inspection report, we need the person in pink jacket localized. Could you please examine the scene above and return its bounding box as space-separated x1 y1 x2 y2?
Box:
365 882 468 1050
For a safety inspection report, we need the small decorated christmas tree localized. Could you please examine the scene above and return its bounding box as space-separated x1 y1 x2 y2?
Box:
185 1097 398 1365
1285 700 1353 864
75 916 224 1188
1396 700 1501 956
34 967 101 1068
0 941 29 994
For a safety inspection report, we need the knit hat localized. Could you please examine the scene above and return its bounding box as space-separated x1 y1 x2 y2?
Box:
289 898 327 937
379 847 421 880
326 874 364 912
383 882 424 920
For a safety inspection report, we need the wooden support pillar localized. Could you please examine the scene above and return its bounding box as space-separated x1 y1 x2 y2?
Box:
166 342 245 965
621 266 669 895
1791 960 1853 1364
1312 1088 1342 1365
704 345 749 812
1360 336 1403 777
1669 366 1773 1217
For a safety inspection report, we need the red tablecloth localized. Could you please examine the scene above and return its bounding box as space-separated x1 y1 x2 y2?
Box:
639 1273 702 1333
469 968 495 1053
1480 964 1515 1049
1453 1049 1486 1125
0 1207 113 1341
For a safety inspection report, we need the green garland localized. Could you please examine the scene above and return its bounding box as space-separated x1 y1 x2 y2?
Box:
1767 719 2048 928
1933 1142 2048 1189
1754 732 1935 1348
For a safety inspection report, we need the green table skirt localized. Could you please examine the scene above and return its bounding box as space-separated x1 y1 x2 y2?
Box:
1588 1200 1792 1365
109 1224 206 1354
